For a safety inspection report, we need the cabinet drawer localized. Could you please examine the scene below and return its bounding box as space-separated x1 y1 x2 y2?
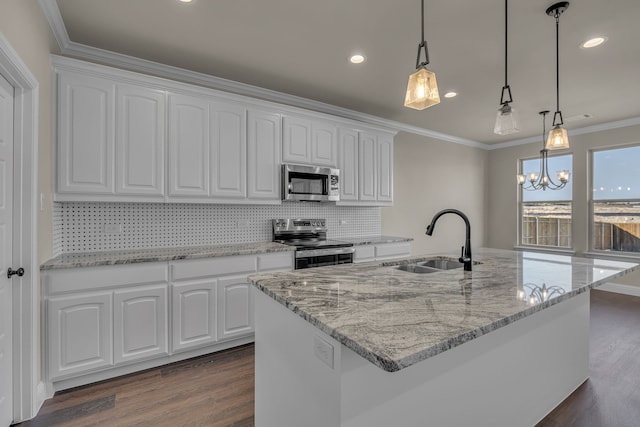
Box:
171 255 257 281
45 263 168 295
375 243 411 259
354 246 375 262
257 252 293 271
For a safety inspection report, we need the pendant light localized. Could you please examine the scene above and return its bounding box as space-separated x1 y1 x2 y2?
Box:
545 2 570 150
404 0 440 110
517 111 570 191
494 0 520 135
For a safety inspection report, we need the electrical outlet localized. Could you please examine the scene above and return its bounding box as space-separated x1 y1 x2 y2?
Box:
236 220 250 228
104 224 123 234
340 220 347 225
314 336 334 369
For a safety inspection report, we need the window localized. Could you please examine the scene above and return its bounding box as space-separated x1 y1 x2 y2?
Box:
591 145 640 254
519 154 573 248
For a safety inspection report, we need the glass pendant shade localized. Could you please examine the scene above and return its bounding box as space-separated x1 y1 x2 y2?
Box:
404 67 440 110
545 126 570 150
494 103 520 135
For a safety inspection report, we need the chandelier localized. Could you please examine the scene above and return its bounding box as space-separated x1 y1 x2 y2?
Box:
517 111 570 191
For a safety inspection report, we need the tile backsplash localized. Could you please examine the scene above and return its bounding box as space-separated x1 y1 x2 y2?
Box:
53 202 381 255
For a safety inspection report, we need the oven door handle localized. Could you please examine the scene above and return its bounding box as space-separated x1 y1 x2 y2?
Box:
295 247 355 258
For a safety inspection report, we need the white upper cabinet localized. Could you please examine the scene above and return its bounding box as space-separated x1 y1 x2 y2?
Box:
210 101 247 199
116 84 165 197
338 127 359 202
377 134 394 202
282 115 311 164
338 128 394 206
247 109 282 201
168 93 210 198
359 131 378 202
53 57 394 204
282 114 337 167
57 71 115 195
311 121 337 166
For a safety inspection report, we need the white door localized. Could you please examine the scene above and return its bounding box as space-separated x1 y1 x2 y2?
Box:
359 132 377 201
282 115 311 164
310 121 337 167
171 280 218 352
217 276 254 340
0 74 14 426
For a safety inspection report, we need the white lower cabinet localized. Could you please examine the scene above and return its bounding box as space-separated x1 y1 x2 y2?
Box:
113 285 168 364
218 275 254 340
43 252 293 388
47 292 113 379
171 279 218 352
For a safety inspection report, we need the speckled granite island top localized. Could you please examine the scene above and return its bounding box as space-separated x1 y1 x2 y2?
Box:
250 248 638 372
41 241 294 270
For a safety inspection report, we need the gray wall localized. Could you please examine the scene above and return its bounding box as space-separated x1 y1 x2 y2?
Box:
382 131 488 256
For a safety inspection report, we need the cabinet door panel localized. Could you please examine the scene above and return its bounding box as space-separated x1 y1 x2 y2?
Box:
377 136 394 202
338 128 359 201
247 109 281 200
210 102 246 198
114 285 168 364
358 132 377 201
58 72 114 194
218 276 254 340
116 84 165 196
172 280 217 352
168 94 210 196
311 122 337 167
282 116 311 164
47 293 113 379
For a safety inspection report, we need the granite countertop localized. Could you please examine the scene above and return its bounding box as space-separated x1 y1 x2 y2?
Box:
341 235 413 246
250 248 639 372
41 242 294 270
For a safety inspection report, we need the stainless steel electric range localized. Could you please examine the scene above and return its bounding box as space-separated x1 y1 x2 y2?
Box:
272 219 355 269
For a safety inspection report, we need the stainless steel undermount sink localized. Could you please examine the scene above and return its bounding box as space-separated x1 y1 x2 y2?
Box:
394 257 465 274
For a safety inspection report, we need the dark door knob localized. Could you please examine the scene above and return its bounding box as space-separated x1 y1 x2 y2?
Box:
7 267 24 278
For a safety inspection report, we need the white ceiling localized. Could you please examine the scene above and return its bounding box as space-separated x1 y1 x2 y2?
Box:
52 0 640 145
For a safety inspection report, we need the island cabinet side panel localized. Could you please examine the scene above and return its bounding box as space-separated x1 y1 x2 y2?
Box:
339 292 590 427
254 290 342 427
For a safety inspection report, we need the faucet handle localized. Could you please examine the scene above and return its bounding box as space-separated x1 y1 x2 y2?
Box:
459 246 471 263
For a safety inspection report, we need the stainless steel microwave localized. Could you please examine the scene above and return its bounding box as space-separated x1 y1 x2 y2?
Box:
281 164 340 202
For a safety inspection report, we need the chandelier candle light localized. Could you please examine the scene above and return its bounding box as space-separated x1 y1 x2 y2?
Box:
494 0 519 135
546 2 570 150
517 111 570 191
404 0 440 110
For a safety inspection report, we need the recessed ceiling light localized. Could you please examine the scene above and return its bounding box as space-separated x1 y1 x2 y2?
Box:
444 92 457 98
349 54 366 64
178 0 194 3
581 37 607 49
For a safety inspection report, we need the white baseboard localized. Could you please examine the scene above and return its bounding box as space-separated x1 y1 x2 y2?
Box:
598 282 640 298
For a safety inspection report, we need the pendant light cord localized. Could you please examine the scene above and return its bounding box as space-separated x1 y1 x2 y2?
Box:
421 0 425 42
553 11 562 117
504 0 508 88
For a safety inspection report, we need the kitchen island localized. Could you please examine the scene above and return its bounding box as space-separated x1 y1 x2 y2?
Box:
249 248 638 427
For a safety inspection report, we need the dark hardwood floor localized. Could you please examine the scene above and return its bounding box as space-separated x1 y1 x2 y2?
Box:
13 289 640 426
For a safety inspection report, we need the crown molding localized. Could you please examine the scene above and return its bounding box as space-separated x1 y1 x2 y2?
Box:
38 0 488 150
486 116 640 150
38 0 70 49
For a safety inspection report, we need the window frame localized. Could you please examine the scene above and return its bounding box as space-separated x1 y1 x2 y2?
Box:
588 143 640 256
517 152 574 250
